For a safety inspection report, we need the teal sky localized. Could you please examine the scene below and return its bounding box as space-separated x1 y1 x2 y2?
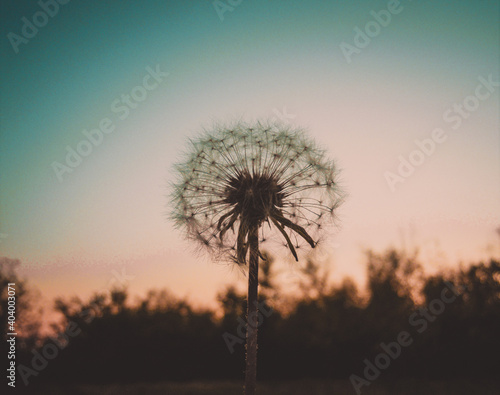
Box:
1 0 499 309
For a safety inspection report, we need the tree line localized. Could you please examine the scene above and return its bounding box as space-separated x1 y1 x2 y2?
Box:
1 249 499 387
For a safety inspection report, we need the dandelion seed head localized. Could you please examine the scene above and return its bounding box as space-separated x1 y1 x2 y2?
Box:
170 121 344 264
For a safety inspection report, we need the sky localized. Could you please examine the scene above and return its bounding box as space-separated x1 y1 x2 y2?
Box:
1 0 499 313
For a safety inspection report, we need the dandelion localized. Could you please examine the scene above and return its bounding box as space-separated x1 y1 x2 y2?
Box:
170 121 343 394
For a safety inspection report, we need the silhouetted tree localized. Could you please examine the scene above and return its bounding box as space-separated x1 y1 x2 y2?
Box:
0 258 41 349
18 249 500 387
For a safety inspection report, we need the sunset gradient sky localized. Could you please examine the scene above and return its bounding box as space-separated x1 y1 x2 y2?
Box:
1 0 499 311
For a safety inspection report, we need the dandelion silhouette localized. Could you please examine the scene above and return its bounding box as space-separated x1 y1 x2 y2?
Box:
170 121 343 394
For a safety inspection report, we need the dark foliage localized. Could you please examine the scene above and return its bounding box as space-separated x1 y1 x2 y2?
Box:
12 250 500 386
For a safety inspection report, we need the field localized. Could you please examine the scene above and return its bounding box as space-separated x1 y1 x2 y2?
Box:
28 379 500 395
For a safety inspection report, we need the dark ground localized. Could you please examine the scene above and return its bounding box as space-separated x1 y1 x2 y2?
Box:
22 379 500 395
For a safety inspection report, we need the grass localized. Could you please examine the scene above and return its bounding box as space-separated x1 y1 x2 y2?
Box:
27 379 500 395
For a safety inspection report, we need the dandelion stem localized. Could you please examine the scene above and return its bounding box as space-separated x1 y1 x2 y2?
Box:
244 225 259 395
